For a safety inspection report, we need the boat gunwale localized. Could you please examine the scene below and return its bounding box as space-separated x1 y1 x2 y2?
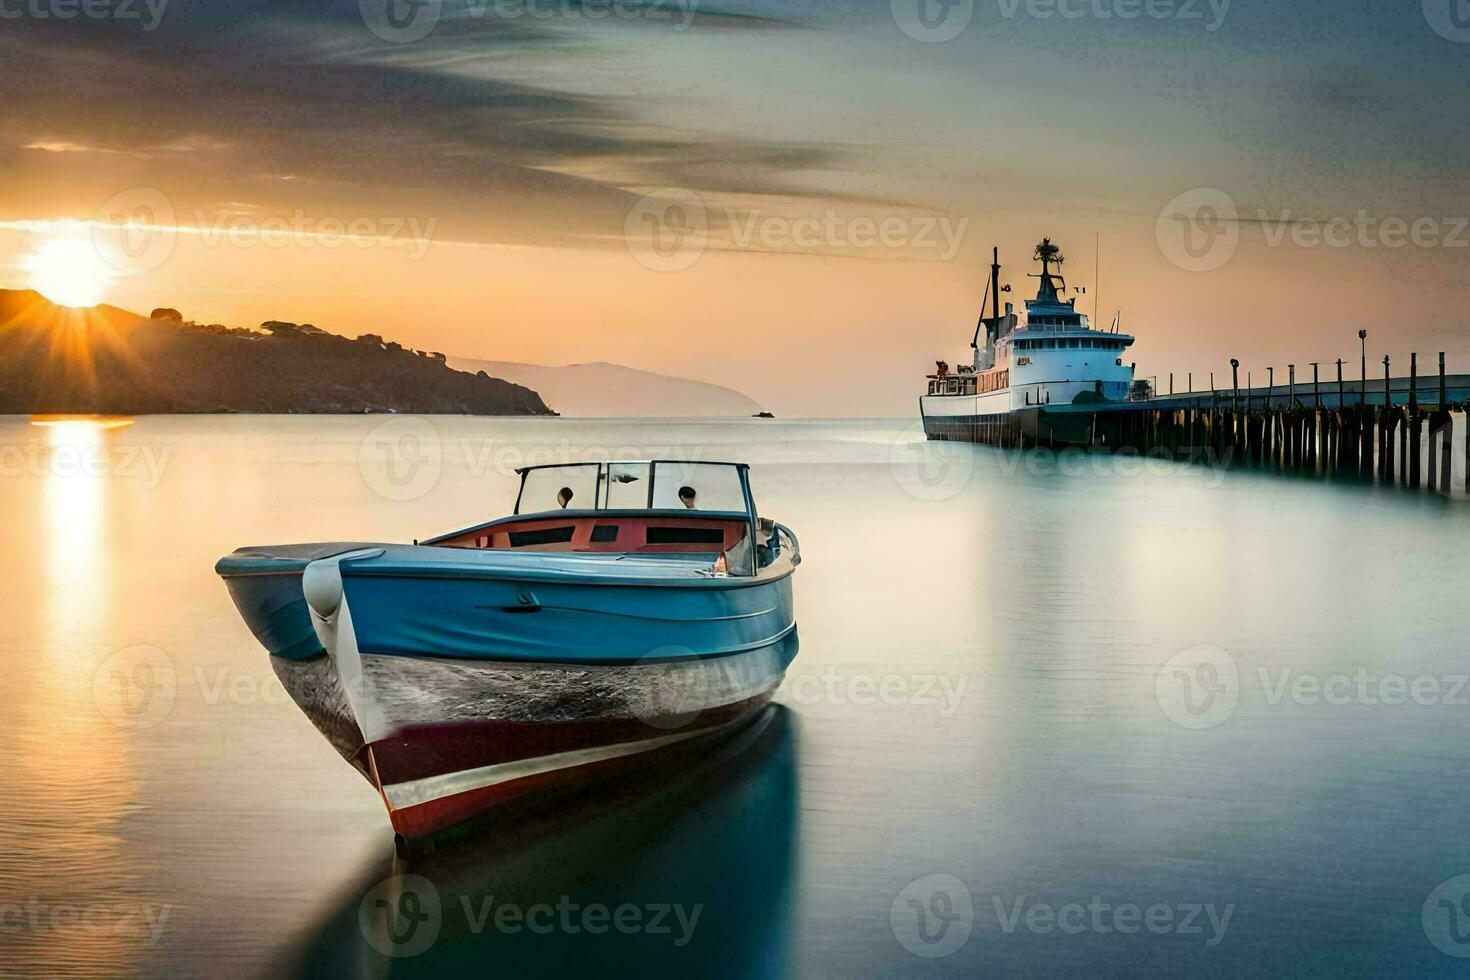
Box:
338 548 799 591
421 507 754 546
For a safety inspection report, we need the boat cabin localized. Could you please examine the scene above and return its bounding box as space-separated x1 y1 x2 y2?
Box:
426 460 787 576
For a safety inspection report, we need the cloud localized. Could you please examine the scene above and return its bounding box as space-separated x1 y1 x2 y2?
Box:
0 0 861 250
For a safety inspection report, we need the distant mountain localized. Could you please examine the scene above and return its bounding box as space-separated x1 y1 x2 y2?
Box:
0 291 551 416
449 358 764 418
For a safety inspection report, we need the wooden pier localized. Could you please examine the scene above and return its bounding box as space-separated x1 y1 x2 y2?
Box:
935 356 1470 497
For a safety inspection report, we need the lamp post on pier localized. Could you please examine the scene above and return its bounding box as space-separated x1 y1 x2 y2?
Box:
1230 359 1240 412
1359 329 1368 407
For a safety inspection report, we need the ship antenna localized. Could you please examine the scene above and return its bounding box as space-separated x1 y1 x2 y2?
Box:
970 273 991 349
1094 232 1100 326
972 246 1002 349
991 246 1002 323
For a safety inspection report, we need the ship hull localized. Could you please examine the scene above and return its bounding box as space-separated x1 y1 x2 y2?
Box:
920 394 1097 447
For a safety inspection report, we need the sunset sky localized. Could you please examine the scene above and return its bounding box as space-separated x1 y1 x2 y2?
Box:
2 0 1468 415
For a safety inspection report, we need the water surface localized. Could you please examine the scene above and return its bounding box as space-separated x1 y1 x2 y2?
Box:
2 416 1468 976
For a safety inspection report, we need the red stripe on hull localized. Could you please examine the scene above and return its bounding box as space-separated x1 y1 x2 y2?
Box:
367 690 777 786
370 694 772 839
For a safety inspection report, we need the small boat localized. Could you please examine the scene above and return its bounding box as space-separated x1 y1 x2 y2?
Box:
216 460 800 846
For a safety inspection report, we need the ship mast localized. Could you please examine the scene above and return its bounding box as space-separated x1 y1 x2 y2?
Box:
971 246 1004 350
991 246 1001 323
1031 237 1067 301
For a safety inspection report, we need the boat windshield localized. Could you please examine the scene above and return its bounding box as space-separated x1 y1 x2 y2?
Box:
516 463 600 514
515 460 751 516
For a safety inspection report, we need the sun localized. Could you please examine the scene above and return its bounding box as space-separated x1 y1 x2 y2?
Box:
19 232 119 308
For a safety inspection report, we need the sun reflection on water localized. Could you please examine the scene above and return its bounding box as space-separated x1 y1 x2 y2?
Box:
2 418 149 975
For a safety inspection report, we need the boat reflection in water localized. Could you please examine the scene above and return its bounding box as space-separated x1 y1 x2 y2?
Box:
282 705 799 978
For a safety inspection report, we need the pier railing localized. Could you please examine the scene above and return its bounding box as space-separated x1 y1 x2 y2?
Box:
965 352 1470 497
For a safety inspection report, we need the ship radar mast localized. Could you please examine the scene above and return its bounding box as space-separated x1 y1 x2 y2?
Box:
1031 237 1067 301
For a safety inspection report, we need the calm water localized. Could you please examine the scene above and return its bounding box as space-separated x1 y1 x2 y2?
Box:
3 415 1470 977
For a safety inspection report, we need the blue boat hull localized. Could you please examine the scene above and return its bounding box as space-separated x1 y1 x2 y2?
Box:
217 544 797 667
216 541 801 840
